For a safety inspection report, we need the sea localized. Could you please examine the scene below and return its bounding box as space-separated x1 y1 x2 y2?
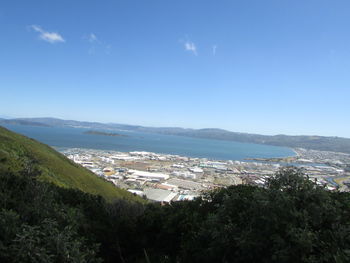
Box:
2 124 296 161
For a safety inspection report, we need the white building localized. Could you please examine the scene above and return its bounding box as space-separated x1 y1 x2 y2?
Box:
144 188 177 203
128 169 169 180
189 167 203 173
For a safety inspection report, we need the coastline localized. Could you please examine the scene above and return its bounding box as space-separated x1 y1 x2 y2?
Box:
56 145 349 193
1 124 300 161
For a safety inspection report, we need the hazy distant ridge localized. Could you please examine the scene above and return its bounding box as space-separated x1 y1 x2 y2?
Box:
2 117 350 154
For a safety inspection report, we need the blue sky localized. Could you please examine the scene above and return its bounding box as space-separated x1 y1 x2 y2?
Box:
0 0 349 137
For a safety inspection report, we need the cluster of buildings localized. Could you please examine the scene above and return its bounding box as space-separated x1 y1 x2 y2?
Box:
59 147 350 203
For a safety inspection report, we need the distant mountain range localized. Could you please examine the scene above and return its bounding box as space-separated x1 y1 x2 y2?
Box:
1 117 350 154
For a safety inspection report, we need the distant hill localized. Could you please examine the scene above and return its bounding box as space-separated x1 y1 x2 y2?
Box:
0 126 141 202
2 117 350 154
153 128 350 154
0 119 50 127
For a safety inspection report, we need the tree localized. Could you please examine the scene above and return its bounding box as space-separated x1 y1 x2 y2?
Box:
137 167 350 263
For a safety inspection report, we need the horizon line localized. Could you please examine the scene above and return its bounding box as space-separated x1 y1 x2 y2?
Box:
1 115 349 139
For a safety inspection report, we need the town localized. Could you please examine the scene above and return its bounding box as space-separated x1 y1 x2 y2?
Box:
59 147 350 203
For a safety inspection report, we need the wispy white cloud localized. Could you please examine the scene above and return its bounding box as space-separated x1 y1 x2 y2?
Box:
212 45 217 56
29 25 65 43
184 41 197 55
88 33 99 43
85 33 111 55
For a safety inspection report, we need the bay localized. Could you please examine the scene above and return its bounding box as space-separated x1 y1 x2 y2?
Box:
2 124 296 161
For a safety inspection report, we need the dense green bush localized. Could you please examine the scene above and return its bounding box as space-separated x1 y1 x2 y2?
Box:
0 170 144 262
133 168 350 263
0 167 349 262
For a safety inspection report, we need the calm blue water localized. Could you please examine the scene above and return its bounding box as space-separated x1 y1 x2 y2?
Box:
2 124 296 161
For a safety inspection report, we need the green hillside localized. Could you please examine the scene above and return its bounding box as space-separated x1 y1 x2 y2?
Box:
0 126 140 202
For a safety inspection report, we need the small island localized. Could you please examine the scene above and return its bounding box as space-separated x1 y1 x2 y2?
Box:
83 130 128 137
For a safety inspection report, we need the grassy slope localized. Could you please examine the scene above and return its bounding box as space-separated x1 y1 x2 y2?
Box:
0 126 141 202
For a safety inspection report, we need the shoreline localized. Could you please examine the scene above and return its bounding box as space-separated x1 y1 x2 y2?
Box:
54 145 297 164
2 124 297 161
57 146 349 193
